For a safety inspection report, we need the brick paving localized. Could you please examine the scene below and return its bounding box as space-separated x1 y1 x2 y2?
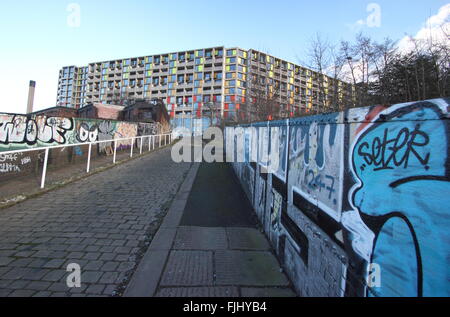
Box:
0 146 191 297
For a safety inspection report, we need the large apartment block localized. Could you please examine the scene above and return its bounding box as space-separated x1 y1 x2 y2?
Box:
56 46 355 129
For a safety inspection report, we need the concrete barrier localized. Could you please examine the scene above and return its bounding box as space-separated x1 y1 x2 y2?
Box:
225 98 450 297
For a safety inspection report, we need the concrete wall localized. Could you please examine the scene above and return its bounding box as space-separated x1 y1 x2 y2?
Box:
225 98 450 297
0 113 159 181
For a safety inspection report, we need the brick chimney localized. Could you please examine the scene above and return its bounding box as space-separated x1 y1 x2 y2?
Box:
26 80 36 114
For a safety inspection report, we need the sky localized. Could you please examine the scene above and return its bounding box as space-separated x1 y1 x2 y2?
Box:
0 0 448 114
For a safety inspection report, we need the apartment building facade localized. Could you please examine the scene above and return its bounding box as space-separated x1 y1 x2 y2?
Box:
56 46 355 130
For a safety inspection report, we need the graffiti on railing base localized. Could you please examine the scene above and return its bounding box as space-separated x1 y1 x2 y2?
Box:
0 114 73 146
0 152 32 174
0 113 158 177
0 114 156 152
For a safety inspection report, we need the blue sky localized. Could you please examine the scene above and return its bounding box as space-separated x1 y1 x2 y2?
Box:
0 0 448 113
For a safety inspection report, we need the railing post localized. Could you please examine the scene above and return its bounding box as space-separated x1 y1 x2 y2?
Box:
130 138 134 158
159 134 162 148
40 148 49 189
140 137 143 154
148 136 151 152
86 143 92 173
113 140 117 164
153 135 155 150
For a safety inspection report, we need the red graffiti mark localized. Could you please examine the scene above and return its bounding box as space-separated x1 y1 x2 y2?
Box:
356 105 388 135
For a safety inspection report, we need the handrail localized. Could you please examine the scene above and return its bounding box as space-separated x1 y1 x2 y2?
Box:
0 132 173 189
0 133 172 156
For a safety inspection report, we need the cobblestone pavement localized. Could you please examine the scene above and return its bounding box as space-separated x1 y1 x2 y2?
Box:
0 146 191 297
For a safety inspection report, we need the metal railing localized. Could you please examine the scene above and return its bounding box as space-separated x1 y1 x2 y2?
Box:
0 132 173 189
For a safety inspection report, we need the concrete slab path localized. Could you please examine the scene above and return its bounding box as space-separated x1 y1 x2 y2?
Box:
125 162 297 297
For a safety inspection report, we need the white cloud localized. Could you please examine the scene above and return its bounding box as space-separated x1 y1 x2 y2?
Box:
398 4 450 53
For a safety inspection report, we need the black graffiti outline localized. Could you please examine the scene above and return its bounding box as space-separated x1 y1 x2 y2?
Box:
0 115 73 146
76 122 99 143
357 123 431 172
364 212 423 297
304 168 336 200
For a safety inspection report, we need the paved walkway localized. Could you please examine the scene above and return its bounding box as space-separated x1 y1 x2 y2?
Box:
125 162 297 297
0 146 144 206
0 146 191 297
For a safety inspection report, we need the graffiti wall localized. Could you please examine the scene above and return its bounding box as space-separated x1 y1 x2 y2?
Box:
226 98 450 297
0 113 158 180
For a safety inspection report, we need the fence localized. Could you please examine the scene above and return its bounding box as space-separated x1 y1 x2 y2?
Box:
0 132 172 189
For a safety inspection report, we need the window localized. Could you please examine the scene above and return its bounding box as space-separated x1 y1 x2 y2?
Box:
226 80 236 87
226 49 236 56
215 49 223 57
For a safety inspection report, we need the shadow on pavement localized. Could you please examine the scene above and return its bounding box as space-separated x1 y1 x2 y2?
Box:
180 162 258 228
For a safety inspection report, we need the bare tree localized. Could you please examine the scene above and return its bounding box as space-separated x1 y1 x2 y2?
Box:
203 100 222 128
305 33 332 114
242 71 283 123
